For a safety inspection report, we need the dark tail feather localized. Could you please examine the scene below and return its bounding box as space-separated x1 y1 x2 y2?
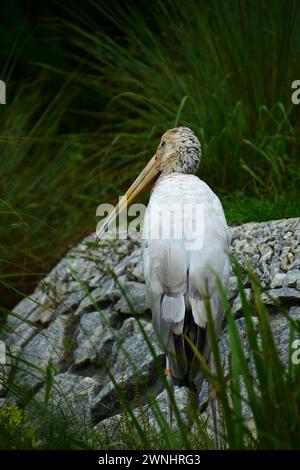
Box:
172 307 210 394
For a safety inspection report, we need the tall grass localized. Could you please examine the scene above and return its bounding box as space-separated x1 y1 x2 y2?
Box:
1 1 300 309
0 77 102 309
1 262 300 449
66 0 300 208
1 1 300 449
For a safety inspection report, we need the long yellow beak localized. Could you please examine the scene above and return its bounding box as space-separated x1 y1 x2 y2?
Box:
97 154 161 239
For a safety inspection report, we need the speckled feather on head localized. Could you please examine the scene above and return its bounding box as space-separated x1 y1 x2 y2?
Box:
156 127 201 176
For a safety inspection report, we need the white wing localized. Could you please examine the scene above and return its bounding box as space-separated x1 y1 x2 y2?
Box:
142 173 230 389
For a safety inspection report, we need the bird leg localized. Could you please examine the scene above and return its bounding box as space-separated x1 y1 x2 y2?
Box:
165 357 173 427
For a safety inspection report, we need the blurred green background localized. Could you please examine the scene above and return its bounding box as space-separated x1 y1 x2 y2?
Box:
0 0 300 311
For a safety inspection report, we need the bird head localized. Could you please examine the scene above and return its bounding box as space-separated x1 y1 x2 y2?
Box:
155 127 201 175
98 126 201 239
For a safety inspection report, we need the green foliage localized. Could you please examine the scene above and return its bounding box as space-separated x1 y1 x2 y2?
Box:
1 262 300 449
0 81 100 309
211 261 300 449
0 1 300 448
1 0 300 308
0 404 36 450
68 0 300 200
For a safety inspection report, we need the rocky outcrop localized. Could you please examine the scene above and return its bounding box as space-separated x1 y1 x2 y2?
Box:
0 218 299 429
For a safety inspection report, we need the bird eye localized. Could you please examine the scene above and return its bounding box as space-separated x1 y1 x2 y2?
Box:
161 141 166 147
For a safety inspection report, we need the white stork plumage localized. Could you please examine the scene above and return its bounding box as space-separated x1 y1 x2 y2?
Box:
99 127 230 427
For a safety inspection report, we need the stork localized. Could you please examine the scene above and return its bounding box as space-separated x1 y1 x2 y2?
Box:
99 127 230 437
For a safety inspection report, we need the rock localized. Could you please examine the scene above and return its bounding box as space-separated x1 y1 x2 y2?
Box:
261 288 300 304
230 218 300 290
3 289 51 353
33 372 97 428
270 306 300 365
114 282 147 314
199 306 300 418
74 279 121 317
74 311 105 365
231 288 252 315
55 289 87 317
284 269 300 288
270 272 286 289
111 317 162 378
0 217 299 430
90 317 164 424
94 386 190 438
125 251 145 283
13 316 67 390
227 276 238 299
